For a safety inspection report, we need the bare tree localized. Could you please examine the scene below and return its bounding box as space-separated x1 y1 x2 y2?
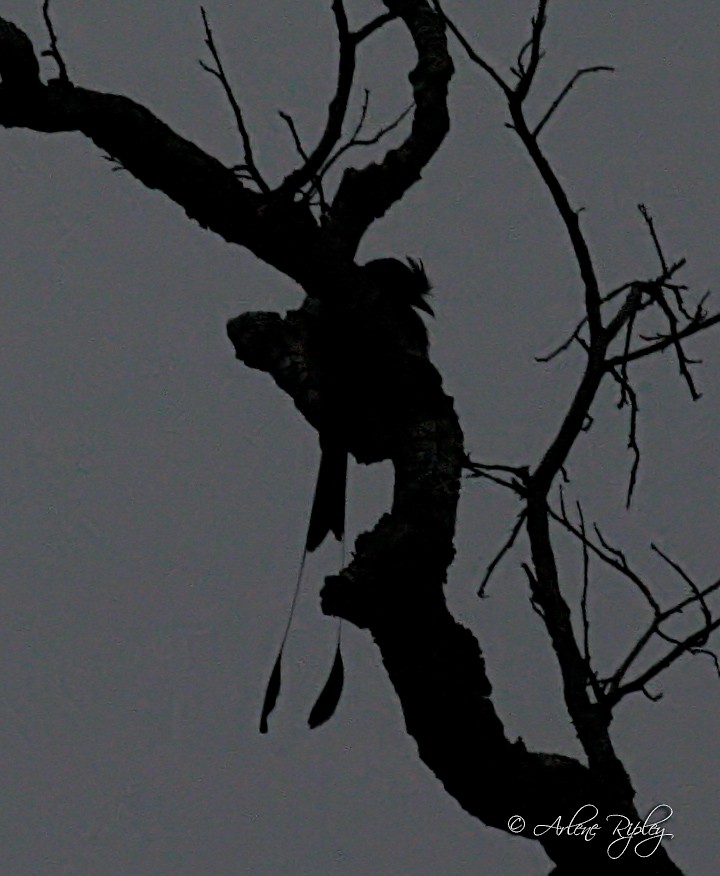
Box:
1 1 718 873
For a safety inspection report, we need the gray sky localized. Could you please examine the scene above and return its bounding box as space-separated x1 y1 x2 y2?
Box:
1 1 719 873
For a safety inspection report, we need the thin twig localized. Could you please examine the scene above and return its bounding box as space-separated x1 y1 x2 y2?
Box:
464 459 529 494
651 286 702 400
606 562 720 700
431 0 511 95
278 0 356 195
605 365 641 507
41 0 69 83
534 66 614 137
514 0 548 102
278 111 329 213
550 499 660 613
639 205 695 323
660 575 720 620
477 510 527 597
509 120 603 344
319 100 414 182
638 203 667 274
576 501 591 668
537 282 635 363
651 544 712 632
536 319 587 362
465 459 530 478
278 111 309 161
511 35 535 79
353 10 398 44
618 306 637 407
609 616 720 704
603 281 646 343
692 648 720 679
200 8 268 193
606 310 720 367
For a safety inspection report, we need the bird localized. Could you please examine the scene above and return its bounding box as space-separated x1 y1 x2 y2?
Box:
362 257 434 321
305 257 433 552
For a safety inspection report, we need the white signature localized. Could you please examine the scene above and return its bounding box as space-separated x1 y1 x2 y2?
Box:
511 803 674 858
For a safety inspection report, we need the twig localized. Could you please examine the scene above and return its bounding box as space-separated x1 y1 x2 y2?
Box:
657 574 720 620
536 283 635 363
200 8 268 193
319 98 414 182
477 510 527 597
278 112 329 213
605 365 640 507
693 648 720 679
609 616 720 704
617 304 638 407
464 459 529 494
431 0 511 96
41 0 69 83
354 10 398 44
638 203 668 274
277 0 356 196
550 497 660 613
324 0 453 253
536 318 587 362
464 459 530 478
607 310 720 367
576 501 591 668
443 0 603 341
514 0 549 102
651 286 702 400
606 559 720 701
278 111 309 161
651 544 712 632
533 66 614 137
511 35 536 80
510 127 603 343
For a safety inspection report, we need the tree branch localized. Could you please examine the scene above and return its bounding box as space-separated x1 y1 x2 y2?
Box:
606 311 720 367
533 66 613 137
199 6 269 193
0 16 331 288
477 509 526 597
327 0 454 256
610 617 720 705
41 0 70 84
354 10 399 44
441 0 604 338
431 0 510 95
276 0 357 197
318 94 414 186
549 499 661 615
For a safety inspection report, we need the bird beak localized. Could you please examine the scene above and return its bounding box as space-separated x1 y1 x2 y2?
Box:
415 298 434 316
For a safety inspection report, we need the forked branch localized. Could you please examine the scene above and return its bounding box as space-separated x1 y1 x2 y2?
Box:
41 0 69 83
326 0 454 256
276 0 357 196
200 7 269 193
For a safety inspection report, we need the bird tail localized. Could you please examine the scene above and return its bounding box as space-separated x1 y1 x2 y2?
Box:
305 436 347 552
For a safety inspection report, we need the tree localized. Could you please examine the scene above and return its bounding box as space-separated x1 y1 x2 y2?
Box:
1 1 718 873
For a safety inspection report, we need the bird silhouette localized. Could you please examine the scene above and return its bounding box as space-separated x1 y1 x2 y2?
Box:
305 257 433 552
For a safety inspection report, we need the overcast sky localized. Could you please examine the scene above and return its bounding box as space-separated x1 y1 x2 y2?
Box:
1 2 719 874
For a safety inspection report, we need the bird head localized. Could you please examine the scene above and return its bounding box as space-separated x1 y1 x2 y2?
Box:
361 257 434 316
